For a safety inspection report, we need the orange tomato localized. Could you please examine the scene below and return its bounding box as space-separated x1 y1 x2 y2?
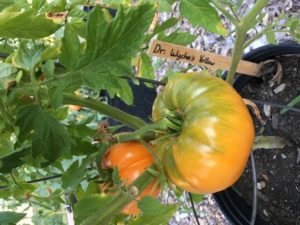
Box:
102 141 160 215
152 72 254 194
68 105 82 111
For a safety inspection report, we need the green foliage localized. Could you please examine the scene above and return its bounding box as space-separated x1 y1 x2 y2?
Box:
0 9 61 39
0 63 17 79
60 4 155 105
12 41 44 71
179 0 228 35
129 197 178 225
74 194 113 225
280 95 300 114
60 24 81 70
152 17 179 36
139 52 155 87
15 104 72 167
0 0 298 225
157 30 197 45
61 159 87 191
0 211 26 225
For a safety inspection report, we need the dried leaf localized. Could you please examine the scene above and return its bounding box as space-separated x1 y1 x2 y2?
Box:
243 98 266 124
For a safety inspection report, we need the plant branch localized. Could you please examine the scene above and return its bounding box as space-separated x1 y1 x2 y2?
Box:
30 69 41 104
226 29 246 84
10 86 147 130
211 0 239 27
116 117 181 143
63 93 146 129
226 0 269 84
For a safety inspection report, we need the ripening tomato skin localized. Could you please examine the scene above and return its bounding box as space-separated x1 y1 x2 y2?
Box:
68 105 82 111
152 72 254 194
103 141 160 215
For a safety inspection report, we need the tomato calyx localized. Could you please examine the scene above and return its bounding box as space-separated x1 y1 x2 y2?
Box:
116 118 182 143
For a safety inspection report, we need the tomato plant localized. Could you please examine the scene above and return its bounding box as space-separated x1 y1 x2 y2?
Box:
102 141 160 215
152 72 254 194
0 0 297 224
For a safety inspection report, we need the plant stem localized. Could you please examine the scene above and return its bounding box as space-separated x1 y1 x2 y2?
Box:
226 29 246 84
30 69 41 104
116 118 170 142
226 0 269 84
81 166 156 225
63 93 146 129
11 86 146 129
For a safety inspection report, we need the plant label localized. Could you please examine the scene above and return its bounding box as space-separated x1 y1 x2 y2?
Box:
148 40 259 76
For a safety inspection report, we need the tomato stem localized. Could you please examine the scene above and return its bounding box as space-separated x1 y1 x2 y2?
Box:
62 93 147 130
10 86 147 130
30 69 41 104
226 0 269 85
116 118 179 143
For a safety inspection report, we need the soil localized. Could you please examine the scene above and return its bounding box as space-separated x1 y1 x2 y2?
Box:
233 55 300 225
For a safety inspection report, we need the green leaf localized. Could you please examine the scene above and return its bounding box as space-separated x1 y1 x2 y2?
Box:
157 30 197 45
0 137 14 159
0 42 14 54
69 17 87 38
190 193 204 203
32 0 46 12
265 29 277 44
47 0 66 12
41 60 55 78
41 45 60 61
0 147 30 173
0 211 26 225
74 194 113 225
60 23 81 70
48 85 64 108
0 9 61 39
61 159 87 190
112 167 122 187
70 138 98 156
48 106 69 120
65 4 155 103
12 42 44 70
15 104 71 166
76 181 100 200
152 17 178 35
280 95 300 114
140 52 154 87
130 197 178 225
156 0 173 12
11 181 36 200
290 20 300 41
0 63 17 79
179 0 228 35
0 1 14 11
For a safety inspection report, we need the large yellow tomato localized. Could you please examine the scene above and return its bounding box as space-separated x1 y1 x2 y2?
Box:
152 72 254 194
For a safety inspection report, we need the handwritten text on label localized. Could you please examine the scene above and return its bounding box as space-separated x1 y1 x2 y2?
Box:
148 40 259 76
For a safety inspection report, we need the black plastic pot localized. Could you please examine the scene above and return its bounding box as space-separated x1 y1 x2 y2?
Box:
213 43 300 225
